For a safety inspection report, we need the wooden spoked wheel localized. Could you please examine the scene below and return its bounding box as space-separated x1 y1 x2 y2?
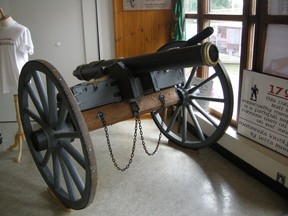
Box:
18 60 97 210
151 41 234 149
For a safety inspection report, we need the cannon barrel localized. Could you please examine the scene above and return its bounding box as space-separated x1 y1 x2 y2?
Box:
187 26 214 45
73 42 218 81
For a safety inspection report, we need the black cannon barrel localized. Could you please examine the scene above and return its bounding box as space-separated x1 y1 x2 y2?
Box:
187 27 214 45
73 42 218 81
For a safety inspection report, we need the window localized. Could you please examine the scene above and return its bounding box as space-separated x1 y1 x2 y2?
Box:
255 0 288 77
185 0 249 124
208 0 243 14
184 0 288 126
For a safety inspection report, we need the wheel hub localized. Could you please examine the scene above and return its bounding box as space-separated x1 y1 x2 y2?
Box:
31 128 49 151
177 86 197 107
30 121 75 152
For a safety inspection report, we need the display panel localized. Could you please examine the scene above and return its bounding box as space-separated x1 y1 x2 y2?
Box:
123 0 171 10
238 70 288 157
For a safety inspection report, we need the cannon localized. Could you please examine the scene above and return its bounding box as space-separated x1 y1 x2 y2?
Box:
18 27 233 210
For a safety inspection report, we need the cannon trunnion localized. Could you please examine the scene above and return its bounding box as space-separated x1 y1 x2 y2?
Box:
18 28 233 210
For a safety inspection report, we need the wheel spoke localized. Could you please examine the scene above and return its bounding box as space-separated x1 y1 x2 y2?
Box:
59 148 85 194
59 155 77 201
46 78 58 126
55 131 80 139
187 105 205 141
60 141 86 169
166 106 181 132
188 72 217 94
53 152 61 190
184 67 197 89
32 71 49 115
25 82 45 119
190 100 218 127
24 107 45 127
55 102 69 130
41 149 52 167
190 95 225 103
181 107 188 142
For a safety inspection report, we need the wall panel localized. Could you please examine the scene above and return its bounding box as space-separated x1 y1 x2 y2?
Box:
113 0 173 57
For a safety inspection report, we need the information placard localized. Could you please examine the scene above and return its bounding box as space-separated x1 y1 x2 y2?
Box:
123 0 171 10
238 70 288 157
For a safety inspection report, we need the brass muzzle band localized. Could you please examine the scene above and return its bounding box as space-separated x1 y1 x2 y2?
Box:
201 42 219 67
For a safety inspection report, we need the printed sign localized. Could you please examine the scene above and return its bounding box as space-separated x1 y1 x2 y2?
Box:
123 0 171 10
238 70 288 157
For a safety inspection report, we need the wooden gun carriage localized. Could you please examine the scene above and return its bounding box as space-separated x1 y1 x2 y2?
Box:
18 27 233 210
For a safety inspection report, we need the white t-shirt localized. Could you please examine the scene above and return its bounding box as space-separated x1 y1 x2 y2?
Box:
0 18 34 94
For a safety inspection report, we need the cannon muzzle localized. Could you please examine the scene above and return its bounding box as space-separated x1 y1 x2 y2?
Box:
73 42 218 81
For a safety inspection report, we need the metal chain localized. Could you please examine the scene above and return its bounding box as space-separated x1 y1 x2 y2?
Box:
138 93 165 156
98 93 165 171
98 111 137 172
138 116 163 156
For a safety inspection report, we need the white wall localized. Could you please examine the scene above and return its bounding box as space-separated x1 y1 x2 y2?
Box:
96 0 115 59
0 0 115 121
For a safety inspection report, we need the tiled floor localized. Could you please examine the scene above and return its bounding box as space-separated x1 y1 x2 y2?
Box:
0 120 287 216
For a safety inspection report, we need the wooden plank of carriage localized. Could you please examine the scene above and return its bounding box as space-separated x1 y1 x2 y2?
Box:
82 87 179 132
